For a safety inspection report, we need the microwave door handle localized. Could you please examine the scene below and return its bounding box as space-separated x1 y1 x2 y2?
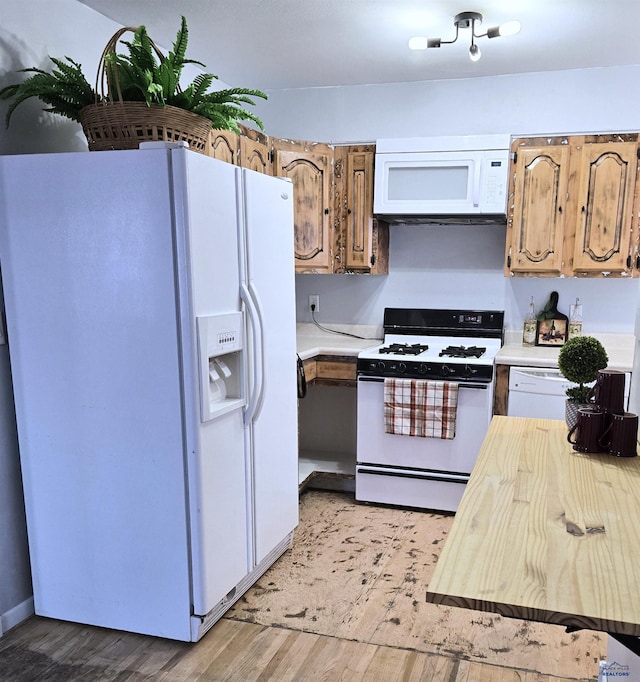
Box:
472 158 481 207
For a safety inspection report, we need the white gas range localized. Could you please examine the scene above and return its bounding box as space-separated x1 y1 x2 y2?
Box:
356 307 504 513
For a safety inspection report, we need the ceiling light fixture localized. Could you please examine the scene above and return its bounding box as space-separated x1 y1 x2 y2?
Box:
409 11 521 62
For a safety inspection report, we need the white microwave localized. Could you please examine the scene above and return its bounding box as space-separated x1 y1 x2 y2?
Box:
373 134 511 221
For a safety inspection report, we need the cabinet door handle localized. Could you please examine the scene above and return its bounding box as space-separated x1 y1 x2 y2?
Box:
324 208 329 215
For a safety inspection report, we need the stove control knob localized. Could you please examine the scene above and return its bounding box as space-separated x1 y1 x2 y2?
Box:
465 364 478 377
377 361 386 372
417 364 428 374
441 364 455 377
398 362 407 373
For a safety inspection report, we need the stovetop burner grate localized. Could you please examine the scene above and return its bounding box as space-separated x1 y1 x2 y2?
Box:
379 343 429 356
438 345 486 359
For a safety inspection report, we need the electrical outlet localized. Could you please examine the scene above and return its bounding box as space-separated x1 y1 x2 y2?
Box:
308 295 320 313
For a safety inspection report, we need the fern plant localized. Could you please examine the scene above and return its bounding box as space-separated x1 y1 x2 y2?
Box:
0 16 267 132
0 56 97 125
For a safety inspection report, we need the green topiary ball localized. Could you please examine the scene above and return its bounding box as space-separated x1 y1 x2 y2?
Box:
558 336 608 386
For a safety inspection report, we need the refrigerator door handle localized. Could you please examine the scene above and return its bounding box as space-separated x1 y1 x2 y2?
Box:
248 280 266 422
240 281 264 426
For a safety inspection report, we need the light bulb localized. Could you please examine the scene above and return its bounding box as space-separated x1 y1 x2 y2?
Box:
498 20 521 37
487 20 521 39
469 44 481 62
408 36 429 50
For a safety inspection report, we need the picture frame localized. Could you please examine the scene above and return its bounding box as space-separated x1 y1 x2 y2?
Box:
535 318 568 347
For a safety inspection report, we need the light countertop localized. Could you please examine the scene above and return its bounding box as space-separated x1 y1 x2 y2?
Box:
297 324 636 372
497 330 635 372
427 415 640 636
296 323 382 360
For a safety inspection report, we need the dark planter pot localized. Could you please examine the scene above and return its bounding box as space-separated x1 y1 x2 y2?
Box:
565 400 591 430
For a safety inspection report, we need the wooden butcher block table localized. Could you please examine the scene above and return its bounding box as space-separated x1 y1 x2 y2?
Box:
427 415 640 643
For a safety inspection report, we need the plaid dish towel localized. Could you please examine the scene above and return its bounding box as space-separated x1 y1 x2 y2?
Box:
384 378 458 439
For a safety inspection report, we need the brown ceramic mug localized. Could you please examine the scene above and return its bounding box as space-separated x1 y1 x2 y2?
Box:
599 412 638 457
567 407 606 453
586 369 626 414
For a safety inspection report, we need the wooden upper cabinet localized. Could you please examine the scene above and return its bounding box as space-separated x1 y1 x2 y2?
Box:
333 145 389 274
272 138 334 273
205 126 271 175
206 130 239 165
506 135 640 278
571 141 638 274
345 148 374 269
238 124 271 175
240 136 271 174
508 144 569 276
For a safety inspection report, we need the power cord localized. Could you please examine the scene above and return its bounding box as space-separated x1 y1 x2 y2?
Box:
310 306 379 340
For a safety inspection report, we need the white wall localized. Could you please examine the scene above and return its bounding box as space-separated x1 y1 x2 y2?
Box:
0 0 125 154
0 0 130 632
258 66 640 143
259 65 640 336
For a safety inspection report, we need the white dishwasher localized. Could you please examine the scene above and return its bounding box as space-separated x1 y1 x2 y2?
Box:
507 366 630 420
507 366 575 419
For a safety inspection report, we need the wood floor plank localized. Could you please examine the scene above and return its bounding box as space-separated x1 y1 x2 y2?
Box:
404 651 458 681
210 625 294 681
155 619 252 680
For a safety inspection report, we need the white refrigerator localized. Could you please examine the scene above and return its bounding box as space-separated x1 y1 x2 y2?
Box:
0 143 299 641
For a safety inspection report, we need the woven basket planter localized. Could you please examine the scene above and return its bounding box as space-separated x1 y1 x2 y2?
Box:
78 26 213 154
79 102 212 154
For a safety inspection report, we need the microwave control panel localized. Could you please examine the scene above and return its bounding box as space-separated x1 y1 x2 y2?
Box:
482 154 509 212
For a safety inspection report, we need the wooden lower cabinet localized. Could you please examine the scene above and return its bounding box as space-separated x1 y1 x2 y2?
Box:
302 358 317 383
306 355 356 387
493 365 509 416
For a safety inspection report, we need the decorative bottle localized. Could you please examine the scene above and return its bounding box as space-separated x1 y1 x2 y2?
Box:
568 298 583 339
522 297 536 346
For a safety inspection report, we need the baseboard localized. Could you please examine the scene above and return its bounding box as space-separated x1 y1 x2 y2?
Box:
1 596 34 636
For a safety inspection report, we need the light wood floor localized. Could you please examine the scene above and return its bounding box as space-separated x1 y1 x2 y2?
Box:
0 614 590 681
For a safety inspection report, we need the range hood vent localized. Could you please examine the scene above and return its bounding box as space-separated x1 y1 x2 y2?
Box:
381 213 507 226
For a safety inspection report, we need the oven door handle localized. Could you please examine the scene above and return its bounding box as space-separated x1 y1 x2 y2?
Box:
357 377 489 390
